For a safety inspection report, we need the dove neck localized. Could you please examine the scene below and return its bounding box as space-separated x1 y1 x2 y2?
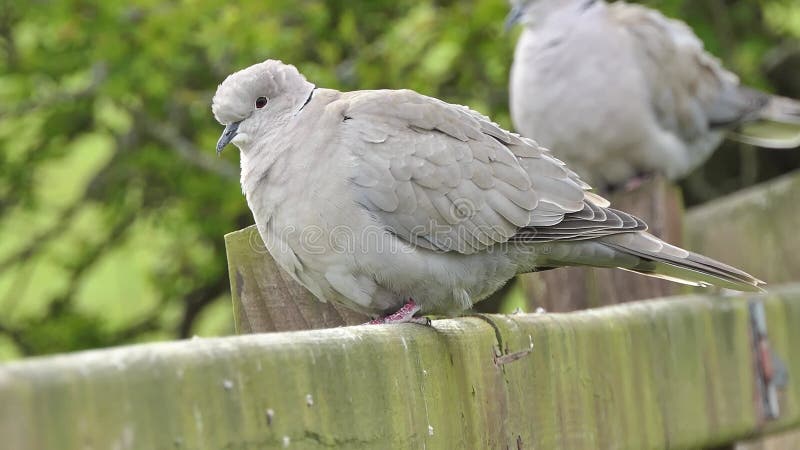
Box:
239 136 287 198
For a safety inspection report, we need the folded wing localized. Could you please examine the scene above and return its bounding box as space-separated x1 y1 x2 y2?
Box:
337 89 644 254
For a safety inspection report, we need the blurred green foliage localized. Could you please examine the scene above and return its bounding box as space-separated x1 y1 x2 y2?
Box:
0 0 798 359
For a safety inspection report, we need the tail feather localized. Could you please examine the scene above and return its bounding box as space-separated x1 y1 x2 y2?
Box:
729 95 800 149
760 96 800 125
599 232 765 292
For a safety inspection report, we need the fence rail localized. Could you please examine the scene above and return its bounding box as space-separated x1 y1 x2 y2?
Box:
686 169 800 285
1 286 799 449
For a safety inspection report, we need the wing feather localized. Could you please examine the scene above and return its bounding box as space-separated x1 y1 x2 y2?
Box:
609 2 764 140
338 89 646 253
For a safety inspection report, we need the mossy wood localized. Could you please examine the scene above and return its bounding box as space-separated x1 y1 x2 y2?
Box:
685 169 800 285
520 175 685 312
736 428 800 450
2 286 799 450
225 225 369 333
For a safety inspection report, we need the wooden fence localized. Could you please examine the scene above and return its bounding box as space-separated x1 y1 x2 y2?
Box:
0 288 797 449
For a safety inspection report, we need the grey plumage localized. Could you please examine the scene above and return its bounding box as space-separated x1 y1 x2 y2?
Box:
508 0 800 188
212 60 763 319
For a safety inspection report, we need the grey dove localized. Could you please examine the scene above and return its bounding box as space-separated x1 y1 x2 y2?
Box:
212 59 763 324
507 0 800 189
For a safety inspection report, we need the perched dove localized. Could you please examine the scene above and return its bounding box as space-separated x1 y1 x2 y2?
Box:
213 59 763 324
507 0 800 189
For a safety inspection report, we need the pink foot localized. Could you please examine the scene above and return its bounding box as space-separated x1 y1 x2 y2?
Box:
622 172 654 192
365 299 430 325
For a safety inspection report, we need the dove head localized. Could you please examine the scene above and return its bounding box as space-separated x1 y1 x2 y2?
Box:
505 0 587 29
212 59 315 154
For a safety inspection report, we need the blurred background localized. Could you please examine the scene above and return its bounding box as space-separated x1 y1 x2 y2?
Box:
0 0 798 360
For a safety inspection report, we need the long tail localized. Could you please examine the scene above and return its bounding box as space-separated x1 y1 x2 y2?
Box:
729 95 800 149
600 232 764 292
537 232 765 292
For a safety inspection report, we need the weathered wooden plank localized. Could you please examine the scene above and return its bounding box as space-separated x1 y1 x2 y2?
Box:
520 175 685 312
736 428 800 450
225 225 368 333
2 286 799 449
685 169 800 285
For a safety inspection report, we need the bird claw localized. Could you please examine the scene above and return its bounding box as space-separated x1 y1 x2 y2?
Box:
407 316 432 326
364 299 430 325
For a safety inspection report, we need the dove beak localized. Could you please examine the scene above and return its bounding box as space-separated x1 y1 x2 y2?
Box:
504 5 524 32
216 121 241 155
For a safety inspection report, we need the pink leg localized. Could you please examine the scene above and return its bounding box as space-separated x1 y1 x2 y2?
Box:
622 172 655 192
365 299 430 325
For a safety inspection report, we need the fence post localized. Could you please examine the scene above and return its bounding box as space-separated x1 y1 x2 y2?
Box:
224 225 369 333
519 175 685 312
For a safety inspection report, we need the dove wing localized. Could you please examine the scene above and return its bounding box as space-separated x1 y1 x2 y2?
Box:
335 89 644 254
610 3 766 141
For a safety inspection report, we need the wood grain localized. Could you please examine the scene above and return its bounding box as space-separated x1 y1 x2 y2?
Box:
224 225 368 333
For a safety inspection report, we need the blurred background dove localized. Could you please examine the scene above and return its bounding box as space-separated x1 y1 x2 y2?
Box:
507 0 800 190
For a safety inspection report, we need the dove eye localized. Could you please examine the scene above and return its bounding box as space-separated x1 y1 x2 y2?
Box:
255 96 268 109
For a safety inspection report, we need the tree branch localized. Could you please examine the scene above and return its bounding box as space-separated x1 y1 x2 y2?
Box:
0 62 107 117
135 110 239 181
48 209 136 315
176 266 230 338
0 319 32 355
0 202 82 274
0 144 124 274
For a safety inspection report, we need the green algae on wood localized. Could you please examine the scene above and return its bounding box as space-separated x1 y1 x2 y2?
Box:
2 287 799 449
685 169 800 285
